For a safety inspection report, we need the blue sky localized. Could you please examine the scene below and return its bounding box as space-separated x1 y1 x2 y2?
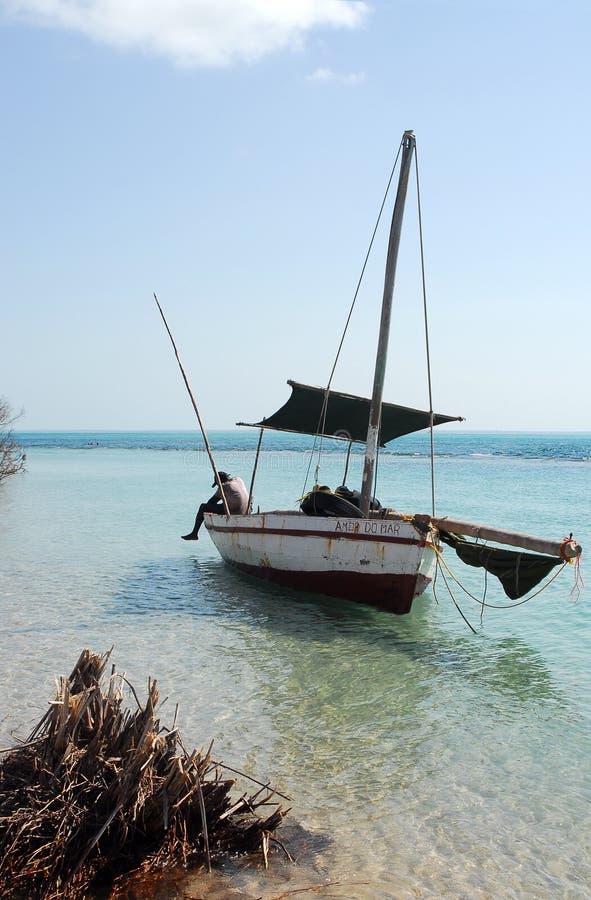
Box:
1 0 589 431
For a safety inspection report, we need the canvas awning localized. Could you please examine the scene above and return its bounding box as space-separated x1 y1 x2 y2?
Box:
238 380 463 446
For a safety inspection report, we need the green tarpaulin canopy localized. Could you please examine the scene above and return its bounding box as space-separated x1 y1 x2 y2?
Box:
238 380 463 445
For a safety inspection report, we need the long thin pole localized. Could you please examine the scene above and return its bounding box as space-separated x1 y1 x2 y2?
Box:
153 293 230 516
360 131 416 515
247 427 264 513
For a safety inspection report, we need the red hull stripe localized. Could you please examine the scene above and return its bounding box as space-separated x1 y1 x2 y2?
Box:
207 523 426 547
226 560 431 615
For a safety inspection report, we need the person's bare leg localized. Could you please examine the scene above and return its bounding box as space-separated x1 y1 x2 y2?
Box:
182 504 206 540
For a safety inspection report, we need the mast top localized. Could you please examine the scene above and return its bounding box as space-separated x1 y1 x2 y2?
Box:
360 130 417 514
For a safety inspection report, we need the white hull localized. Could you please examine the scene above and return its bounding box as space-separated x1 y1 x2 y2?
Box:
205 511 437 614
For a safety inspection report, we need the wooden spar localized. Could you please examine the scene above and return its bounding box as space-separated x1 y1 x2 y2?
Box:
153 293 230 516
360 131 416 515
247 427 264 513
415 514 583 560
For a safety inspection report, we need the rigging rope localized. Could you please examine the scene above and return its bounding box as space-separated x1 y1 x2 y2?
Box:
414 146 437 517
301 140 404 497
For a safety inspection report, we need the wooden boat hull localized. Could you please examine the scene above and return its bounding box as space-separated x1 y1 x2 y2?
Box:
204 511 437 614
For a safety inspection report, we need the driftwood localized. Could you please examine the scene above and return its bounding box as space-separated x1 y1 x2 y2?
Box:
0 649 288 899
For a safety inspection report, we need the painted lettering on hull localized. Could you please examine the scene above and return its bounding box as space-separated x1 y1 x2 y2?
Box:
330 520 402 536
334 520 360 534
363 521 401 536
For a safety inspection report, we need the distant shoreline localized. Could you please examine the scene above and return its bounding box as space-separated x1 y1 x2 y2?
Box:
11 431 591 463
14 428 591 437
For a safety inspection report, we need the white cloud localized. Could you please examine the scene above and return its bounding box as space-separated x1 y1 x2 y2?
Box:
306 66 366 85
2 0 370 67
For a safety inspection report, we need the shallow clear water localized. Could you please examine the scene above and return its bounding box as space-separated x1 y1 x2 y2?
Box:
1 433 590 898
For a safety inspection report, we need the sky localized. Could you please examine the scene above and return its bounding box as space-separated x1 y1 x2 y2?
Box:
1 0 590 432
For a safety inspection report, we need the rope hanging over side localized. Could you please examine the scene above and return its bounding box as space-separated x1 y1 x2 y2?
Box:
430 541 569 610
569 554 585 603
431 553 478 633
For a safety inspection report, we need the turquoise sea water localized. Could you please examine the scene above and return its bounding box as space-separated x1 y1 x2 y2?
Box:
1 431 590 898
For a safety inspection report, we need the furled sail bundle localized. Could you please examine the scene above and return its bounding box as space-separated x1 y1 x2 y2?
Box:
439 530 563 600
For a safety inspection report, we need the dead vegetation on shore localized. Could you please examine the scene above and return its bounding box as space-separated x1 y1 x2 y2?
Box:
0 648 289 899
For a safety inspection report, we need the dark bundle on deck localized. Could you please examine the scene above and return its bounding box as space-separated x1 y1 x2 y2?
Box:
0 649 288 899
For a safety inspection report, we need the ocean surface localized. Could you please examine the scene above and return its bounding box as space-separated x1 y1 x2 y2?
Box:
1 430 590 898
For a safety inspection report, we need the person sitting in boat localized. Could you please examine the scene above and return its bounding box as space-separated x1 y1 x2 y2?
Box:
182 472 249 540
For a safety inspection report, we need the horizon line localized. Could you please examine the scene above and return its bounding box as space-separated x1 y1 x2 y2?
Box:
13 427 591 435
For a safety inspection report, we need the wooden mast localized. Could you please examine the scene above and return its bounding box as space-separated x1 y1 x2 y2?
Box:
360 130 416 515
